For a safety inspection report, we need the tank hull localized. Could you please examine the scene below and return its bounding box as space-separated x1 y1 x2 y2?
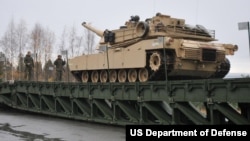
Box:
69 38 231 82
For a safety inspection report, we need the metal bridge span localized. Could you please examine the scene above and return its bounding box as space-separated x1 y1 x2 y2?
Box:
0 78 250 125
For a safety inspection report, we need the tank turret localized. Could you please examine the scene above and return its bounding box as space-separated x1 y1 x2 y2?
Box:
69 13 238 83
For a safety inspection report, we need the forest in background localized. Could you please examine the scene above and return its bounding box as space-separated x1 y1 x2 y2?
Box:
0 18 97 82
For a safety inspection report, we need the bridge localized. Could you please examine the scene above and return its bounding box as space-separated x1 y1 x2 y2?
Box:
0 78 250 125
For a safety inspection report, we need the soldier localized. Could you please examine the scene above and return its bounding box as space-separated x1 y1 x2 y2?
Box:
24 51 34 81
54 55 66 81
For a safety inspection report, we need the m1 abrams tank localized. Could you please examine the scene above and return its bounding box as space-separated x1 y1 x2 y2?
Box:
69 13 238 83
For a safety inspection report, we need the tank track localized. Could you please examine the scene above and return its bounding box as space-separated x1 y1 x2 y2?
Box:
71 55 230 82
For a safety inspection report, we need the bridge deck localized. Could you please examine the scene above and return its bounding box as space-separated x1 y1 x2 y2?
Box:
0 78 250 125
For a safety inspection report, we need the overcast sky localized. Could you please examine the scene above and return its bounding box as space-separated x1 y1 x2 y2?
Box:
0 0 250 74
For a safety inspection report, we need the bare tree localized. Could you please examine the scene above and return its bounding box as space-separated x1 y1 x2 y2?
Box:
16 19 28 56
0 18 17 80
42 28 55 81
68 25 77 58
59 26 68 53
43 27 55 64
75 35 83 56
30 23 44 61
83 26 95 54
16 19 28 80
30 23 44 81
30 23 55 81
67 25 96 57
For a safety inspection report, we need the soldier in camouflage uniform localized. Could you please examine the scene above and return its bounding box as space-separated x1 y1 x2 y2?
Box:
54 55 66 81
24 51 34 81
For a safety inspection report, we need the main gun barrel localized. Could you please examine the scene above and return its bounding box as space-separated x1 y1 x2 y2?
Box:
82 22 104 37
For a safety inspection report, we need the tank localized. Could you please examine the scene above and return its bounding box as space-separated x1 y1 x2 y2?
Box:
68 12 238 83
